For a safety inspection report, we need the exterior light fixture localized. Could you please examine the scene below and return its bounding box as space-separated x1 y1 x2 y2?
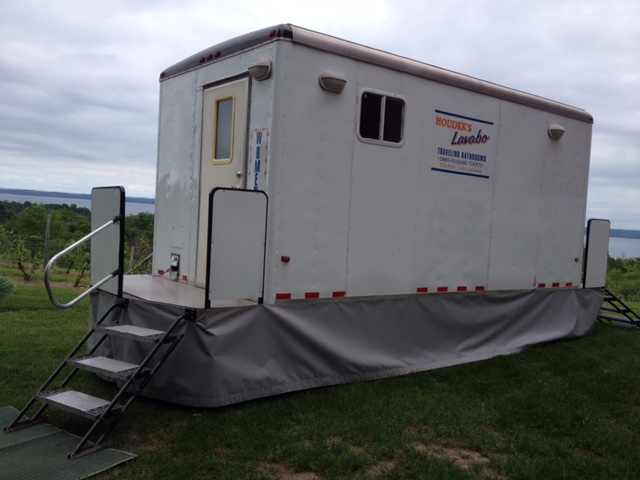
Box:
248 60 272 81
319 71 347 93
548 124 566 140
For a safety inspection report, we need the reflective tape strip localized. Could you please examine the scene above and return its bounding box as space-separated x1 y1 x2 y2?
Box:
537 283 572 288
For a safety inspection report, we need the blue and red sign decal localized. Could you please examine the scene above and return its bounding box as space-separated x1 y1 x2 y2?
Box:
432 109 494 180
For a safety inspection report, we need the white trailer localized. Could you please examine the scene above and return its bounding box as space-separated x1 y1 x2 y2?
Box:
87 24 608 407
152 25 593 302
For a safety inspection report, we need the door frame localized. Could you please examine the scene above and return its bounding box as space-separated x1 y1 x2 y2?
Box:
196 76 250 287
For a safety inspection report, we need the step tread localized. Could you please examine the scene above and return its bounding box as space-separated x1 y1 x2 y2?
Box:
37 388 123 419
96 324 166 341
68 354 141 376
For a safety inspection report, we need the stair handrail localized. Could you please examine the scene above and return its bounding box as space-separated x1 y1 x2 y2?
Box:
45 215 122 309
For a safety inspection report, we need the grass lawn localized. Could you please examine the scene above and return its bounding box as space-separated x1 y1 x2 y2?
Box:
1 281 640 479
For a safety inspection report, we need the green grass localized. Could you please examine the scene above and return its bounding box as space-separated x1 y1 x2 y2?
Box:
2 282 640 479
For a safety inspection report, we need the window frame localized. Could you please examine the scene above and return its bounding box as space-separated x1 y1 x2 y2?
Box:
212 94 236 165
356 89 406 147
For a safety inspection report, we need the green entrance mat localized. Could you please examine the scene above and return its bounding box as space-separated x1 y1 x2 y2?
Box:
0 406 135 480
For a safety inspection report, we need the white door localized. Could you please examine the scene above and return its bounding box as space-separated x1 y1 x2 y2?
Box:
584 219 610 288
207 189 268 305
196 77 249 286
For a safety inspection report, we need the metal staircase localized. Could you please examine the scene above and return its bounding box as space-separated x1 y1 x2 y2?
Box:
4 300 188 458
598 289 640 328
3 187 189 459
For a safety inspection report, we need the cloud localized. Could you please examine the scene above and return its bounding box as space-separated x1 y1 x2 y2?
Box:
0 0 638 229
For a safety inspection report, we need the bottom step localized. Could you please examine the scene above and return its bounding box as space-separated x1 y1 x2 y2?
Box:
37 388 123 420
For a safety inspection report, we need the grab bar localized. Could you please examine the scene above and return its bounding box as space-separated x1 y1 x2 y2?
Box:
45 216 121 309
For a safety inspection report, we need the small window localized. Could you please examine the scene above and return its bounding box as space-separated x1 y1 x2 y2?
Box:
213 96 234 163
358 91 404 145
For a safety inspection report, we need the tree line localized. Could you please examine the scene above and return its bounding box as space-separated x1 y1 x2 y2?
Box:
1 200 638 302
607 257 640 302
0 200 154 284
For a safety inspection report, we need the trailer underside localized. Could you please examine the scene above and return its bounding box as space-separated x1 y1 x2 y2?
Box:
90 277 604 407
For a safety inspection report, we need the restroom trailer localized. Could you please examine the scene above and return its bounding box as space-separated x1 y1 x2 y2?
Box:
87 24 606 407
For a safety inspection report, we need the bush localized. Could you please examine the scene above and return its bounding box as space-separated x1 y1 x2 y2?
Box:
0 277 15 299
607 256 640 302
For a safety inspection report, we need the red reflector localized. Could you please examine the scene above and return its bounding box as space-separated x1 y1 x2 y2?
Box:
417 287 429 293
305 292 320 299
157 269 164 275
538 283 546 288
437 286 448 293
552 282 560 288
206 54 213 60
281 256 291 263
199 57 205 63
457 286 467 292
160 72 166 79
269 30 277 37
276 293 291 301
214 51 221 58
566 282 573 287
332 291 346 298
475 286 485 291
182 275 188 282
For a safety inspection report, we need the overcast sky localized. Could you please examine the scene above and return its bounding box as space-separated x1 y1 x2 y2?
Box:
1 0 638 229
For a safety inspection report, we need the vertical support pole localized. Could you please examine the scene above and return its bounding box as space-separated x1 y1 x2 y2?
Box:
44 214 52 266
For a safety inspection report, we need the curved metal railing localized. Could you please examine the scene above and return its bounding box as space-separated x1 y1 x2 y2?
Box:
44 215 122 309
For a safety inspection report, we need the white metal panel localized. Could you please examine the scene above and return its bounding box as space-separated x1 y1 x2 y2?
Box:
414 83 500 292
208 189 267 301
535 116 592 287
487 102 545 290
584 219 610 288
268 44 356 299
346 63 421 296
153 73 199 282
91 186 124 296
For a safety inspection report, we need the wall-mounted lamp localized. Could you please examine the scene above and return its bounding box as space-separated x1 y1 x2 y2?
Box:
248 60 272 81
319 71 347 93
548 124 566 140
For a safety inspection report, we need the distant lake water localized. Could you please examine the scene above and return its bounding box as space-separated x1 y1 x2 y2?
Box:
0 193 154 215
609 236 640 259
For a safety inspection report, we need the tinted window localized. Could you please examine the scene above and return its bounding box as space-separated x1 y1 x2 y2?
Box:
359 92 382 140
215 97 233 160
383 97 403 143
359 91 404 145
